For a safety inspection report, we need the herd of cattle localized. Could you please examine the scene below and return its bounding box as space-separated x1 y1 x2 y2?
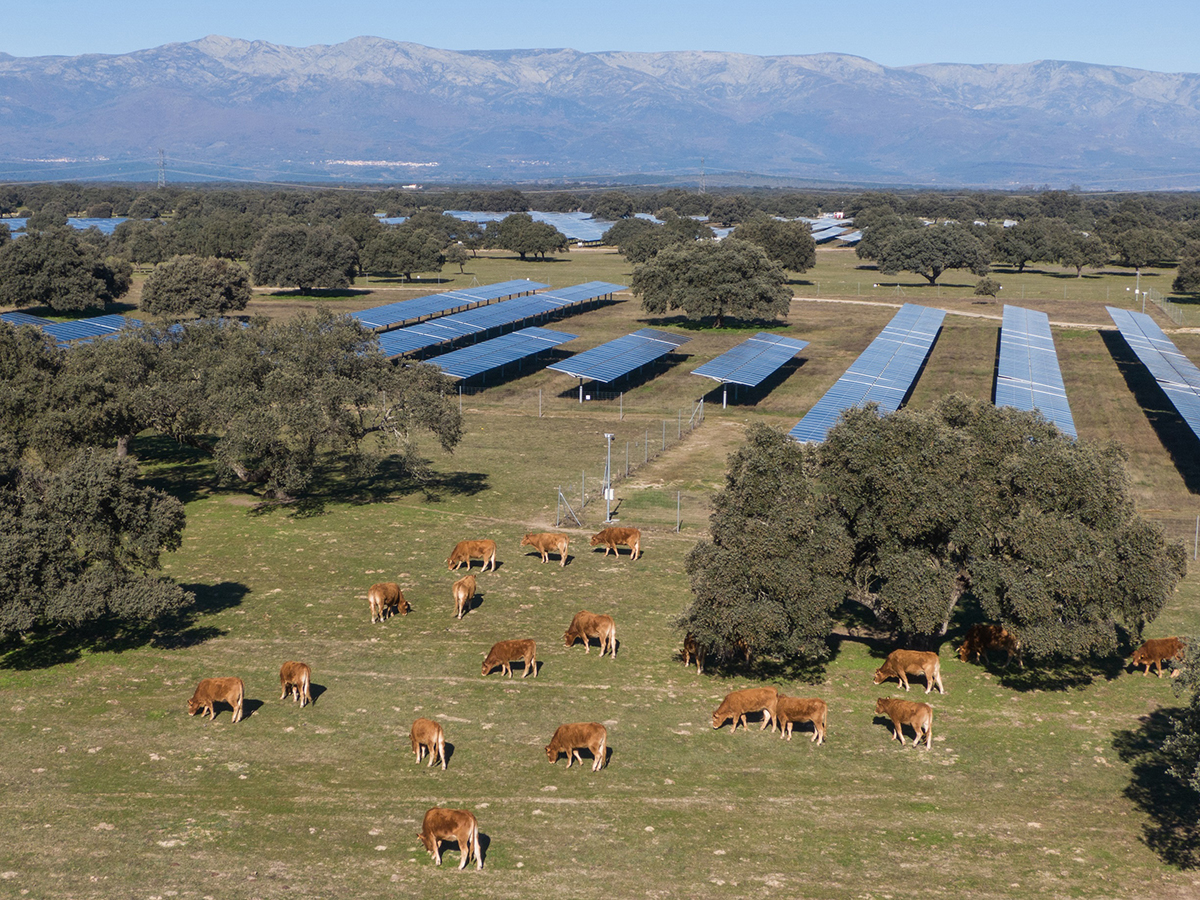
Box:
184 525 1189 871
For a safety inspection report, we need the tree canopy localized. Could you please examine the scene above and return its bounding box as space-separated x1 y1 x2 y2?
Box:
632 238 791 327
0 447 190 636
250 223 359 292
731 216 816 274
0 227 131 311
490 213 569 261
873 224 991 285
140 255 252 318
680 399 1186 666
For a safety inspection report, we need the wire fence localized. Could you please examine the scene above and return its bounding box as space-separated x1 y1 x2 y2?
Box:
1154 514 1200 562
456 384 704 421
1148 289 1200 327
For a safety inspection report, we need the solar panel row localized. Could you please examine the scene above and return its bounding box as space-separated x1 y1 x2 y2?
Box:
788 303 946 443
428 327 578 380
1 311 140 345
375 281 624 359
1107 306 1200 442
995 305 1077 438
547 328 692 383
353 279 549 330
691 332 809 388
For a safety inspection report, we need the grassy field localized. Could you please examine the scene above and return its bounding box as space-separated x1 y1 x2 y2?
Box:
2 246 1200 899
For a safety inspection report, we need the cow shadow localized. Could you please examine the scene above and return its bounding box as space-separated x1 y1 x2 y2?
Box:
443 742 456 767
307 683 327 704
0 580 248 670
239 697 266 720
523 551 571 567
590 547 641 560
1113 708 1200 868
459 591 484 617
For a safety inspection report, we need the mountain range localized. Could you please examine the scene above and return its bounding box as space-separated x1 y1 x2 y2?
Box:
2 36 1200 189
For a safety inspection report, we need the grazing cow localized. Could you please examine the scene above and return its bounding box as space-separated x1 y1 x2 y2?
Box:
416 807 482 869
368 582 410 624
873 650 945 694
875 697 933 749
683 633 706 674
957 624 1023 669
187 677 245 723
410 717 447 770
481 639 538 678
563 610 617 658
711 686 778 733
1129 636 1186 677
521 532 570 566
775 695 827 745
589 526 641 560
546 722 608 771
452 573 477 620
447 539 497 572
278 661 312 707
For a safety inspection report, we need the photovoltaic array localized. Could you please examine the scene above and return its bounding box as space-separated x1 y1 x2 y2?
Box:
1107 306 1200 442
547 328 692 383
995 305 1077 437
375 281 624 358
691 332 808 388
352 279 549 330
788 303 946 443
427 327 577 380
1 311 141 345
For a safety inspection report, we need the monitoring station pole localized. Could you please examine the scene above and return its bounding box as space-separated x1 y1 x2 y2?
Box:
603 433 615 523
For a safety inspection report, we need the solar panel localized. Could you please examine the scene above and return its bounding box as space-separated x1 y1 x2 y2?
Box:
0 311 52 328
995 305 1077 438
1107 306 1200 442
788 303 946 443
352 279 549 330
691 332 809 388
374 281 626 358
547 328 691 383
427 327 577 380
40 314 139 345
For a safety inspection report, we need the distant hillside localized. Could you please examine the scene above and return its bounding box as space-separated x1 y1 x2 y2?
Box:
2 36 1200 188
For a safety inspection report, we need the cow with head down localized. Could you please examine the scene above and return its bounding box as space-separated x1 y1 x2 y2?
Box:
712 686 778 733
482 639 538 678
188 677 245 723
417 807 482 869
875 697 933 749
589 526 641 560
410 717 447 770
957 624 1022 669
447 540 497 572
368 582 410 623
546 722 608 771
1129 636 1186 677
278 661 312 707
563 611 617 658
452 573 477 620
873 650 945 694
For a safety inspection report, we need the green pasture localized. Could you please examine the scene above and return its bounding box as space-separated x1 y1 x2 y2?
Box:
3 246 1200 899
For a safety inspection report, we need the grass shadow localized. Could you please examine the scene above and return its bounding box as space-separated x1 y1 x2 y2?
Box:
0 580 249 670
1113 708 1200 868
996 654 1126 692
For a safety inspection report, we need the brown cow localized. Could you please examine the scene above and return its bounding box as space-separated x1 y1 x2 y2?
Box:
563 610 617 658
875 697 933 749
775 695 827 745
187 677 245 723
683 633 706 674
873 650 945 694
546 722 608 771
711 686 778 733
447 539 497 572
589 526 641 560
368 582 410 623
521 532 570 566
410 717 447 770
1129 636 1186 677
482 639 538 678
957 624 1023 669
417 807 482 869
452 573 477 620
278 661 312 707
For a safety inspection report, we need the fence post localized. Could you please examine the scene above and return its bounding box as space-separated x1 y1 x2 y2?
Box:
625 442 629 477
620 392 623 421
582 471 586 510
676 491 681 532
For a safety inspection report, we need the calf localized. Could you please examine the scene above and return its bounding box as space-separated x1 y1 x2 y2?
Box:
447 539 497 572
368 582 410 623
875 697 933 749
187 677 245 723
711 686 778 733
278 661 312 707
873 649 945 694
417 807 482 869
481 639 538 678
410 717 447 770
1129 636 1186 677
521 532 569 566
452 573 477 620
545 722 608 771
683 633 706 674
775 695 827 745
589 526 641 560
957 624 1022 669
563 610 617 658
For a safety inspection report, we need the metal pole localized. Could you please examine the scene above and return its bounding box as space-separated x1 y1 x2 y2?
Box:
620 392 623 420
604 433 614 523
556 488 561 527
582 471 586 509
579 381 583 404
723 385 727 409
676 491 681 532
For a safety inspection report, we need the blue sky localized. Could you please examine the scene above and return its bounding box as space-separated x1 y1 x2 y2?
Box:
5 0 1200 74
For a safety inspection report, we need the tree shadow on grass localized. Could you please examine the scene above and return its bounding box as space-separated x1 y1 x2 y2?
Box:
0 580 249 670
1113 708 1200 868
995 654 1127 692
